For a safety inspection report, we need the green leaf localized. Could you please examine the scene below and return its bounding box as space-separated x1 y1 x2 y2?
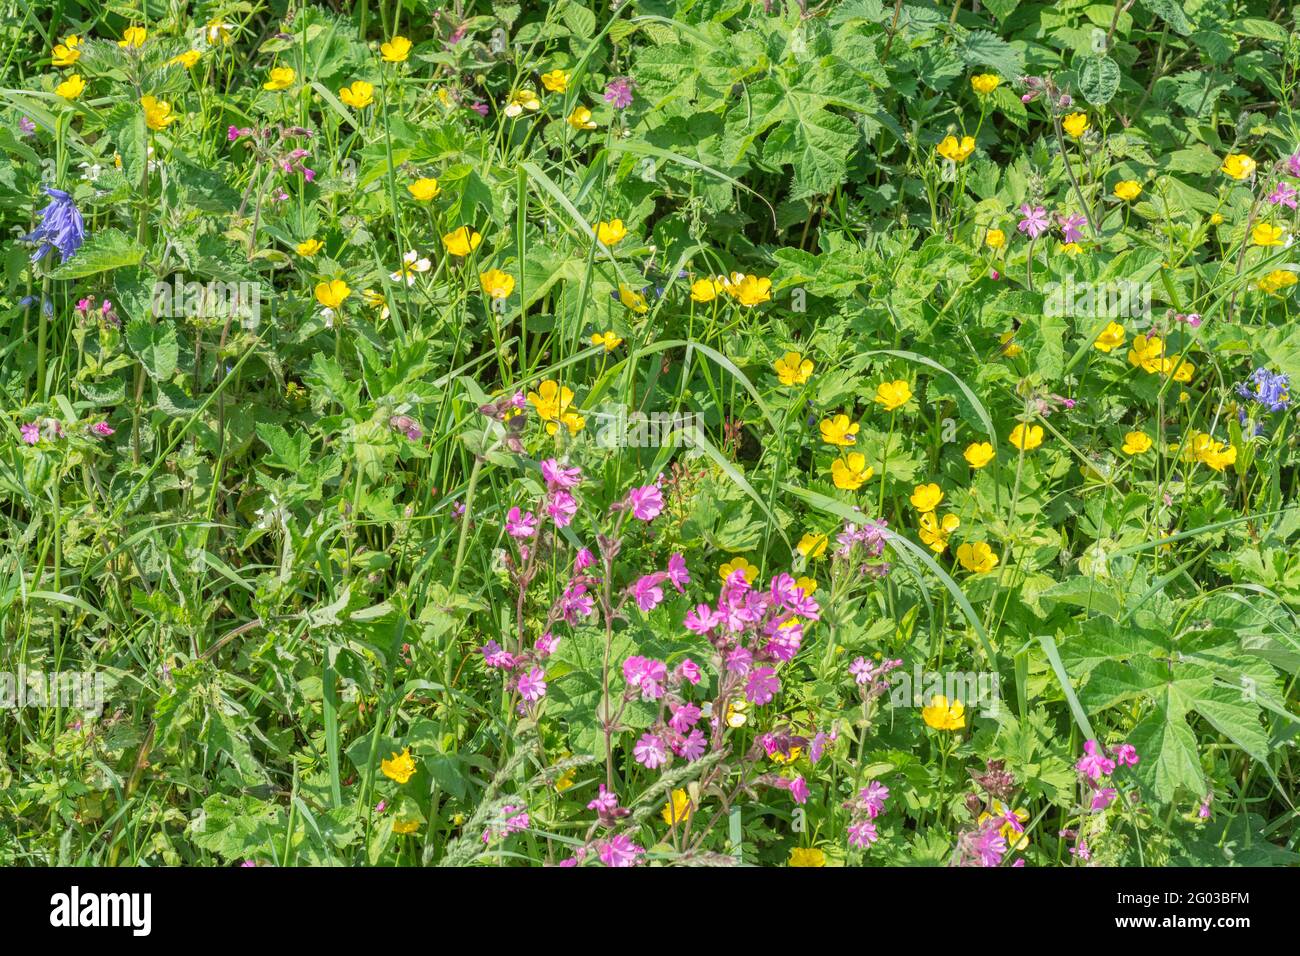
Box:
1128 694 1205 803
49 228 146 280
125 319 178 382
1078 55 1121 106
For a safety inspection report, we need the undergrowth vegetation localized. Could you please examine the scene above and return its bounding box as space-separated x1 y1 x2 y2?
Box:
2 0 1300 866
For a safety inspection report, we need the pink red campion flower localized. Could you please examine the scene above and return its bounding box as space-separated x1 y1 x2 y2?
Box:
90 421 115 437
547 490 578 527
623 656 668 699
1111 742 1139 767
587 784 620 814
848 819 879 848
480 640 515 670
624 484 664 521
673 728 707 761
629 573 667 612
1076 739 1116 781
1017 203 1049 239
516 666 547 702
1090 787 1118 811
668 702 701 733
684 603 722 634
675 659 702 684
505 506 538 538
20 423 40 445
744 666 780 705
598 834 644 867
859 781 889 818
541 458 582 490
633 732 669 769
535 631 559 657
667 552 690 591
574 547 595 571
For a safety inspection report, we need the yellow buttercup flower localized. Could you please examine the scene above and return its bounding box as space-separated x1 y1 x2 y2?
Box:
794 576 818 595
296 238 323 257
1008 422 1043 451
788 846 826 867
690 277 722 302
873 379 912 411
528 381 585 436
1062 112 1089 137
315 280 351 309
985 228 1005 249
797 532 828 559
970 73 1000 95
662 788 693 825
480 269 515 299
504 88 541 117
1259 269 1298 294
596 219 627 246
1113 180 1142 201
1184 432 1236 471
1093 321 1126 353
140 96 178 131
1252 223 1284 247
118 27 147 49
774 351 814 386
55 74 85 100
381 36 412 63
442 226 482 257
937 134 975 163
732 275 772 306
1162 356 1195 384
918 512 960 554
590 330 623 351
1127 334 1164 373
408 178 441 201
1000 330 1023 358
725 699 749 728
567 106 597 130
964 441 994 468
541 69 570 93
719 557 760 584
618 284 649 314
1121 431 1152 456
554 766 577 792
909 483 943 513
381 747 417 784
831 453 873 491
263 66 295 90
921 695 966 730
52 35 81 66
167 50 202 68
362 288 390 320
956 541 999 574
1220 153 1256 180
820 414 859 447
339 80 375 109
392 817 420 835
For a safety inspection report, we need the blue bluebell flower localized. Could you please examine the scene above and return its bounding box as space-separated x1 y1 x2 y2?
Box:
1236 368 1290 415
23 186 85 264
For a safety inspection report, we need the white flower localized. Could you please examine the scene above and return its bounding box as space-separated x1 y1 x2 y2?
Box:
390 250 431 285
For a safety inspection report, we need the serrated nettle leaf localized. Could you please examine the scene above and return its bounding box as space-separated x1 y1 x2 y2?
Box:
49 228 146 279
125 318 179 381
